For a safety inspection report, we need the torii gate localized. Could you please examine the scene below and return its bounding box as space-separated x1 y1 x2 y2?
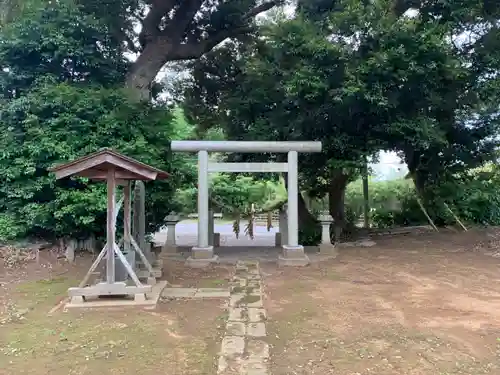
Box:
171 141 322 267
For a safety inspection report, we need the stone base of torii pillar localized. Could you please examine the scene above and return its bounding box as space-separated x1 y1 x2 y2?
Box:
186 246 219 268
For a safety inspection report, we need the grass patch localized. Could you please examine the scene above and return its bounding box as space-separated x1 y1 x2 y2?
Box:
0 275 220 375
198 278 226 288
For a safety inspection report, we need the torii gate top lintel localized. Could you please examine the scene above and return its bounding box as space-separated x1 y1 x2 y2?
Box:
171 140 322 153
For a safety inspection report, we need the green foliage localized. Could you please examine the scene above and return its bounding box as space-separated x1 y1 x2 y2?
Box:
0 0 184 242
0 0 128 96
347 166 500 230
0 81 180 240
298 225 321 246
175 173 285 216
440 167 500 226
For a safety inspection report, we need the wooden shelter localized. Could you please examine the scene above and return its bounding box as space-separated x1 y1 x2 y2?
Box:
50 148 169 303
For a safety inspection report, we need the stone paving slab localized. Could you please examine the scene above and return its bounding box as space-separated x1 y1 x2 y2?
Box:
226 321 246 336
231 277 247 287
229 293 246 307
247 322 266 337
240 358 269 375
248 308 267 322
220 336 245 356
246 340 270 359
228 307 245 322
247 298 263 308
217 356 240 375
247 274 261 281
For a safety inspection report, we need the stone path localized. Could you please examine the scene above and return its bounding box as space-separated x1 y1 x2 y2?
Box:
218 260 270 375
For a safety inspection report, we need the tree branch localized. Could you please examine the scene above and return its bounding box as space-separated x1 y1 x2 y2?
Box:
140 0 177 46
165 0 204 37
170 27 252 60
124 32 141 54
244 1 280 19
164 1 280 60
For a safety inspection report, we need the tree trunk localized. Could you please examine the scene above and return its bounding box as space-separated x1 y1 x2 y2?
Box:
328 170 350 242
125 40 175 102
282 172 317 229
298 191 317 228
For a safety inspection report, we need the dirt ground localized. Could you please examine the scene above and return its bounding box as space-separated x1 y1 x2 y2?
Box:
2 228 500 375
262 229 500 375
0 252 227 375
162 258 232 288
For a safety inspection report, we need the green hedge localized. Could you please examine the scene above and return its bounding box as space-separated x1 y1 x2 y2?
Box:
346 167 500 229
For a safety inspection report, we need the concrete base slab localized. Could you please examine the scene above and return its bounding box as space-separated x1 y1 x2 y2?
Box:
136 268 162 279
68 282 152 298
282 244 306 258
193 289 230 298
278 255 310 267
185 255 219 268
191 245 215 259
64 281 167 310
162 287 230 299
162 287 197 298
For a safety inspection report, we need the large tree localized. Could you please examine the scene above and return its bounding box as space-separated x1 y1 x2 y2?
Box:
182 0 500 235
1 0 286 100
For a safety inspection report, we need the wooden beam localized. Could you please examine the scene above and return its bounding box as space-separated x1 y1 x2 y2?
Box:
54 154 108 180
77 170 145 180
103 154 157 180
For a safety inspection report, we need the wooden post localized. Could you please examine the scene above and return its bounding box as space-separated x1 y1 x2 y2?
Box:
133 181 146 253
362 160 370 229
106 168 116 283
124 182 132 252
416 196 439 232
444 202 467 232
